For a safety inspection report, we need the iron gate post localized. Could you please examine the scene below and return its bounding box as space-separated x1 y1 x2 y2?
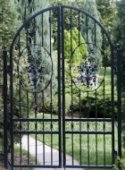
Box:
2 46 8 168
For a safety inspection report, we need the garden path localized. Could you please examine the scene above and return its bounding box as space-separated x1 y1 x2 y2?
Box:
22 136 84 170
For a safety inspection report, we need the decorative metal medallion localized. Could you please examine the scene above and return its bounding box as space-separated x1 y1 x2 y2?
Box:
18 45 53 92
71 44 105 91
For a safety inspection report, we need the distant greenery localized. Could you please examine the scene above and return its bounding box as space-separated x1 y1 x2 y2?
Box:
14 146 34 170
64 27 88 63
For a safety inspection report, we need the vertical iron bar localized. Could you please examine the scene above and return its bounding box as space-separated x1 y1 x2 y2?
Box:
10 39 14 170
49 10 53 166
41 12 45 166
94 22 97 46
41 13 44 46
27 92 30 165
87 91 90 165
70 9 74 166
61 6 66 168
117 46 122 158
2 46 8 168
111 44 115 164
19 81 22 165
78 12 82 166
34 92 37 164
79 90 82 165
57 6 62 167
18 34 22 166
102 33 106 166
78 11 81 45
42 91 45 165
86 16 89 43
103 73 106 165
95 89 98 165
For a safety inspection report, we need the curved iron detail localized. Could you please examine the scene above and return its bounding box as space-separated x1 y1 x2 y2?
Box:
8 5 116 170
71 43 106 91
18 45 53 92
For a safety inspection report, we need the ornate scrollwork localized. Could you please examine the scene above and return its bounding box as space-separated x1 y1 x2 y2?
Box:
71 44 105 91
18 45 53 92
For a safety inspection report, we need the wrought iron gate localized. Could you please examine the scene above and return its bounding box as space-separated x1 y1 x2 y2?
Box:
4 6 118 169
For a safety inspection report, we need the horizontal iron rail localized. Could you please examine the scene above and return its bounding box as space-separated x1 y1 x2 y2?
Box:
12 118 112 122
64 131 112 134
13 165 61 168
64 118 112 122
8 161 113 169
13 130 112 135
13 131 59 134
65 165 113 169
12 118 59 122
8 162 60 168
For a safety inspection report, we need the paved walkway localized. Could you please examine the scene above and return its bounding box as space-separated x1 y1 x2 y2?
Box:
22 136 84 170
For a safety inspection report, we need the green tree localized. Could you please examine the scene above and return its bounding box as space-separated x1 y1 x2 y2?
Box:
80 0 102 66
16 0 50 48
64 27 88 63
96 0 117 66
50 0 102 66
0 0 18 46
96 0 117 35
0 0 19 156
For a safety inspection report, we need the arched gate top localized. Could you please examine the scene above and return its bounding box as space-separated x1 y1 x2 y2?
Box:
10 5 113 53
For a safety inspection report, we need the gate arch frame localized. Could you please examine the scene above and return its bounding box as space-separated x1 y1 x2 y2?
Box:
4 5 118 169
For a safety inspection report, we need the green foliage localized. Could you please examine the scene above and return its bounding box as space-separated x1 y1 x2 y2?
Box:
16 0 50 48
64 27 88 63
96 0 117 34
96 0 117 66
0 0 19 46
81 0 103 66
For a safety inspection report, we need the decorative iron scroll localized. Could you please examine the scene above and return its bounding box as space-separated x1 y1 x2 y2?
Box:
18 45 53 92
71 44 105 91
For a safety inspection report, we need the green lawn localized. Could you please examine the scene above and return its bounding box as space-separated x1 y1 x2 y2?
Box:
13 147 34 170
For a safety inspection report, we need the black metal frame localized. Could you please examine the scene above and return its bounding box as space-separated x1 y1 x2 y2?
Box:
2 46 8 168
2 5 122 169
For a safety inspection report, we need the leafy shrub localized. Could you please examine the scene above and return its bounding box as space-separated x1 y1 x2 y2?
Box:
64 27 88 64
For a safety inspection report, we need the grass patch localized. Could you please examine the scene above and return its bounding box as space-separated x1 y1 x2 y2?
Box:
12 146 35 170
0 138 35 169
